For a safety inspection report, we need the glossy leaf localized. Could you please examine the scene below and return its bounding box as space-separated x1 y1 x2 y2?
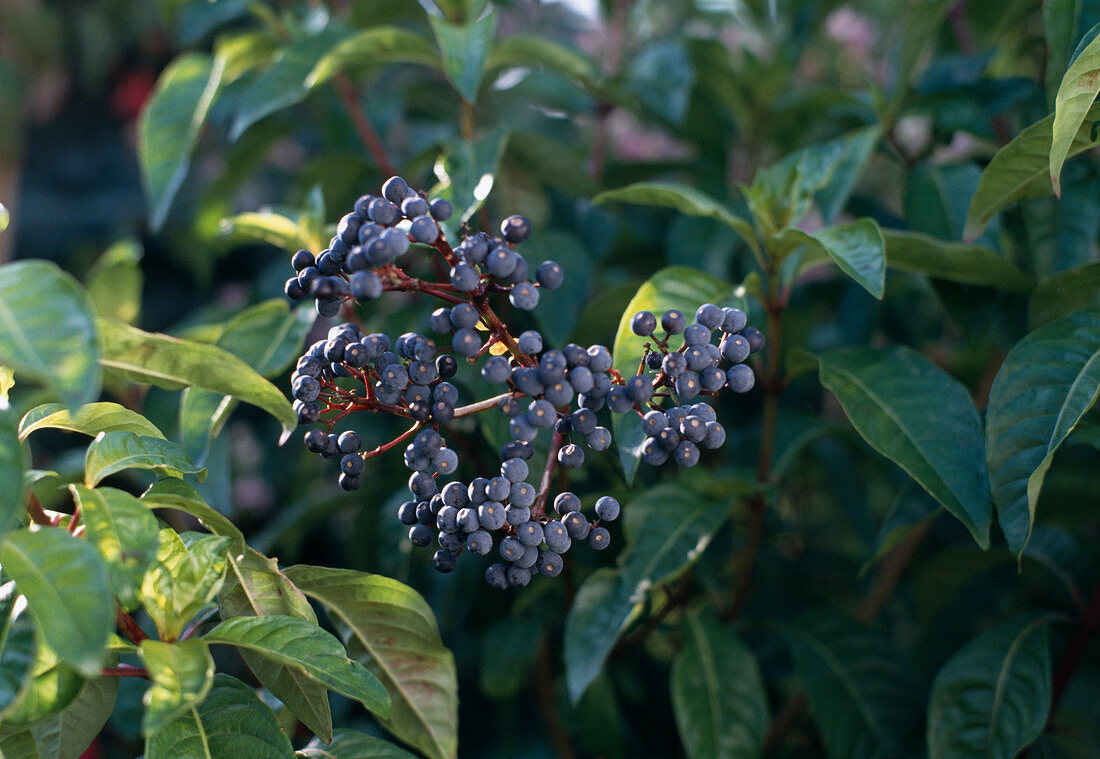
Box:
0 409 22 536
218 548 332 742
204 615 390 718
307 27 442 87
782 614 923 759
97 317 297 441
594 182 759 256
145 674 295 759
564 481 732 702
69 485 160 610
1028 262 1100 328
285 565 457 759
138 53 225 230
927 616 1053 759
0 529 112 676
85 239 143 325
0 260 100 410
1051 33 1100 195
486 35 602 92
141 530 232 642
299 730 420 759
986 309 1100 554
429 7 496 101
777 219 886 299
1 638 84 725
139 639 215 736
671 613 769 759
819 346 991 547
19 402 166 441
140 479 245 549
430 129 508 242
17 673 118 759
883 230 1032 292
84 430 205 486
0 583 36 716
965 103 1100 239
611 267 733 484
219 211 317 254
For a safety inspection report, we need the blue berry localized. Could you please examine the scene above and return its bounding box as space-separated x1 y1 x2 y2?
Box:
661 310 687 335
502 440 534 460
453 328 481 357
368 197 399 226
586 427 612 451
662 352 687 377
450 302 479 329
509 483 536 509
701 366 727 392
509 282 540 310
640 437 668 465
402 196 429 218
624 375 653 404
304 429 327 453
554 491 581 516
673 440 700 467
450 263 479 291
642 410 668 436
536 260 563 289
741 326 765 353
284 277 305 300
570 408 597 435
543 380 574 407
409 215 438 243
506 564 532 587
442 481 469 508
340 453 365 476
683 323 711 346
351 271 383 300
595 496 620 521
607 386 633 414
695 303 723 330
726 363 756 392
499 536 524 561
509 416 538 442
675 371 701 400
436 354 458 378
433 447 459 475
703 421 726 449
291 249 315 271
527 399 557 428
501 457 529 482
409 524 433 547
567 366 594 393
439 531 464 553
501 215 532 243
720 335 750 363
562 511 591 539
543 521 571 553
537 551 564 577
467 529 493 555
429 198 453 221
432 550 456 573
481 356 509 383
588 526 611 550
558 443 585 468
517 521 544 546
631 310 657 336
436 506 459 532
293 376 320 402
382 176 410 203
586 345 613 372
485 476 511 501
517 330 543 354
478 502 507 531
456 507 480 533
487 247 518 278
505 504 532 525
722 307 748 334
485 563 509 589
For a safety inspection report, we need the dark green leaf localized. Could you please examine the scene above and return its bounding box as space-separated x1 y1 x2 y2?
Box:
84 431 205 487
19 402 166 441
927 616 1053 759
1028 262 1100 328
486 35 602 93
140 479 245 549
145 674 295 759
883 230 1032 292
284 565 457 759
430 129 508 242
0 529 113 676
0 260 100 411
300 729 419 759
777 219 886 299
138 639 214 736
0 583 36 716
307 27 442 87
818 346 991 547
138 53 225 230
86 240 143 325
17 673 118 759
671 613 769 759
429 7 496 102
986 309 1100 554
0 409 22 536
1 638 84 725
1051 33 1100 194
478 615 543 700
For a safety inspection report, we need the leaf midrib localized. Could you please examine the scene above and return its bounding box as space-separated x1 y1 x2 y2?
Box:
986 618 1047 755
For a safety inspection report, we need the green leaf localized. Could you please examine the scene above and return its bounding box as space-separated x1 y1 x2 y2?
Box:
782 614 923 759
593 182 759 256
927 616 1053 759
965 102 1100 240
138 53 226 230
145 674 295 759
84 431 206 487
17 673 118 759
1051 34 1100 195
0 409 23 536
430 129 508 242
86 239 143 325
1 638 84 725
0 529 112 677
19 402 166 441
97 317 297 441
564 481 732 702
140 479 245 550
203 615 390 718
138 639 215 736
284 565 457 759
0 260 100 411
775 219 886 299
0 583 36 716
671 613 769 759
218 549 332 742
1028 262 1100 328
883 230 1032 292
486 35 602 92
611 267 733 484
986 309 1100 554
818 346 991 547
0 202 7 233
141 530 232 642
300 730 420 759
229 29 348 140
429 7 496 102
307 27 442 87
218 211 317 254
69 485 160 610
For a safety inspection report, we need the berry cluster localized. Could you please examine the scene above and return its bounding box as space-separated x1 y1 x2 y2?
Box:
286 176 761 587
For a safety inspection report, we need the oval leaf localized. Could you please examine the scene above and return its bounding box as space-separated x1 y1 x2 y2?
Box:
1051 33 1100 195
429 8 496 102
0 528 113 677
139 479 245 549
883 230 1032 292
218 211 316 254
307 27 442 87
0 409 23 536
0 583 37 715
86 239 143 325
0 260 100 411
300 730 420 759
203 615 390 719
927 616 1053 759
818 346 991 547
18 671 118 759
671 613 769 759
84 431 205 487
284 565 457 759
778 219 886 299
139 639 215 736
486 35 602 92
19 402 166 441
141 531 232 643
986 309 1100 554
1 638 85 726
1028 262 1100 328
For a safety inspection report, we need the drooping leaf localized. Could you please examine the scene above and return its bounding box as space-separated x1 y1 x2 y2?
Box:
299 729 420 759
140 479 245 549
218 211 317 254
671 613 769 759
965 102 1100 239
486 35 602 93
138 639 215 736
0 529 113 677
883 230 1032 292
204 615 389 718
611 267 734 484
218 549 332 742
1028 262 1100 328
138 53 225 230
564 481 732 702
85 239 143 325
84 431 206 487
781 614 923 759
307 27 442 87
986 309 1100 554
141 530 232 642
0 409 22 536
97 317 296 441
927 616 1053 759
1051 33 1100 195
145 674 295 759
284 565 457 759
818 346 991 547
776 218 886 299
0 583 36 716
428 7 496 102
0 260 100 411
430 129 508 242
19 402 166 441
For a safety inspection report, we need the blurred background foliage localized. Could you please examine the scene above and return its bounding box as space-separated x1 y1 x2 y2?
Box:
2 0 1100 757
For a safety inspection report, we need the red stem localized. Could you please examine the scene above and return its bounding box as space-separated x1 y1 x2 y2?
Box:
117 606 149 644
333 72 397 177
531 428 565 520
102 665 149 678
